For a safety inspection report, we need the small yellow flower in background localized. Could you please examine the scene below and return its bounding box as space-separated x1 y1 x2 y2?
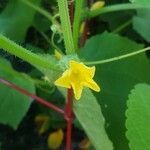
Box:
47 129 64 149
34 114 50 135
55 60 100 100
90 1 105 11
79 138 91 149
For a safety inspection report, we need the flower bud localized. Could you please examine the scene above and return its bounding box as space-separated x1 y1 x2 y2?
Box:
90 1 105 11
47 129 64 149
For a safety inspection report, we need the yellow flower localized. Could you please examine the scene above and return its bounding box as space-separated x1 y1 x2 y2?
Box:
55 60 100 100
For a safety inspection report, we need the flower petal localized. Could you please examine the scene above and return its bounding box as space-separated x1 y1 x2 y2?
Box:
83 79 100 92
88 66 95 78
55 60 100 100
71 82 83 100
69 60 81 68
70 61 95 78
54 70 71 88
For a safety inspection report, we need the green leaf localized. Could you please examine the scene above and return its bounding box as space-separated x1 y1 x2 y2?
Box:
33 13 51 32
100 12 132 32
130 0 149 6
58 87 113 150
133 10 150 42
0 34 62 85
126 84 150 150
0 0 40 42
0 57 35 129
130 0 150 41
79 32 150 150
74 89 113 150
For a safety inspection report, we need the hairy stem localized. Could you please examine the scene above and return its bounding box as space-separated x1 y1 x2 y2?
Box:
0 35 60 71
57 0 75 54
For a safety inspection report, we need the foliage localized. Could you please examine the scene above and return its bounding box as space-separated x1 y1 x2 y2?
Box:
0 0 40 42
74 89 113 150
126 84 150 150
0 0 150 149
0 57 35 129
130 0 150 42
80 31 150 150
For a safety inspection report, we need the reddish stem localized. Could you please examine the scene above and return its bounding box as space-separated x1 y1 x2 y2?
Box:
80 0 93 47
65 88 74 150
64 1 75 150
0 78 64 115
68 0 74 27
80 21 90 47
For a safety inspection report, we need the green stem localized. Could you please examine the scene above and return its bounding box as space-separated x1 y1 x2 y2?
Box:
73 0 85 51
85 47 150 65
112 19 132 33
57 0 75 54
51 32 62 52
0 35 60 71
85 3 150 19
34 25 62 52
